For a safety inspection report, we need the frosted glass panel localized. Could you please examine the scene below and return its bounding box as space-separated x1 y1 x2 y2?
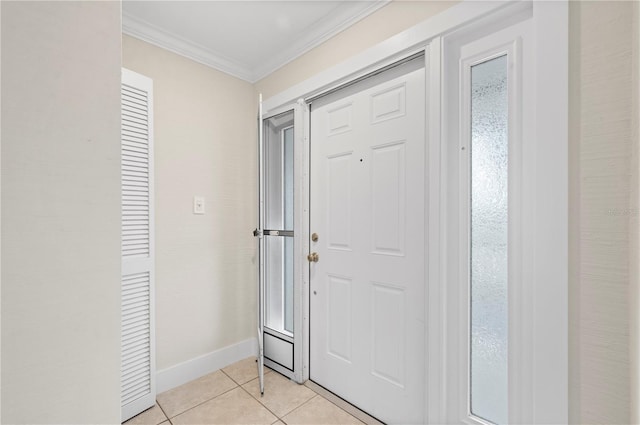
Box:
470 55 508 425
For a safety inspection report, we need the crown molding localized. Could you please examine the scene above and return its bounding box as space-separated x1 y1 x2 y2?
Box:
122 1 390 83
122 12 255 82
250 0 390 82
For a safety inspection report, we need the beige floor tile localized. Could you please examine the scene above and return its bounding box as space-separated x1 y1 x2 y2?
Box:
124 404 167 425
303 381 383 425
222 356 271 385
156 370 237 418
282 395 363 425
243 372 316 417
171 387 277 425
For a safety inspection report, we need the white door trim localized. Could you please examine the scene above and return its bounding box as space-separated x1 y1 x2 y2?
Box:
453 27 527 425
262 1 528 114
426 37 445 425
262 1 568 423
529 4 568 422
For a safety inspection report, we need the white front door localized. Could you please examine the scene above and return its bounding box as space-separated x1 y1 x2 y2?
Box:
309 57 426 423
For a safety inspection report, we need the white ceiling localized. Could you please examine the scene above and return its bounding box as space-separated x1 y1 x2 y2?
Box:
122 1 389 83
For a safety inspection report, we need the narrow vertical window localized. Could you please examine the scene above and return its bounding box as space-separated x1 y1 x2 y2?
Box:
470 54 508 425
264 111 295 338
283 126 294 333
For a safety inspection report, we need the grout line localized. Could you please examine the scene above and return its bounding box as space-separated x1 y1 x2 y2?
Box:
304 381 383 425
239 373 316 420
278 394 320 423
219 368 240 385
157 360 283 422
237 384 282 421
165 363 261 420
156 401 170 423
220 359 272 386
165 382 240 420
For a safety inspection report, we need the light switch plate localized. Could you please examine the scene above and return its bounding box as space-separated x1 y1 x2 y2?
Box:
193 196 205 214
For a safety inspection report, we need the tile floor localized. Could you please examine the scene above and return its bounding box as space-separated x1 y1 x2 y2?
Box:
124 357 382 425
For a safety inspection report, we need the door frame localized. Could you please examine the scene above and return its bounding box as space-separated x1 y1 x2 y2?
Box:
259 101 309 384
262 1 568 423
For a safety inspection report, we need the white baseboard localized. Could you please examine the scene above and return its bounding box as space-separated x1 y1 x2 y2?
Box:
156 337 258 394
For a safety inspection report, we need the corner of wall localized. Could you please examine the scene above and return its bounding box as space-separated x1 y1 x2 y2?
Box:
570 2 634 423
630 1 640 423
568 1 582 422
122 35 258 372
1 2 122 422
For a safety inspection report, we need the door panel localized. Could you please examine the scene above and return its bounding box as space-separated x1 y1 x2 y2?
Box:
259 108 304 381
121 68 155 423
310 58 426 424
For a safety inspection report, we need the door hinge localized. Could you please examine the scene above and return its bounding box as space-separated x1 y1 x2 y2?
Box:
253 228 263 238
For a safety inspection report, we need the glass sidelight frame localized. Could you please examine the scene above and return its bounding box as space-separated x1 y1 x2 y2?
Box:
257 99 307 385
467 52 510 425
453 19 527 425
263 113 295 337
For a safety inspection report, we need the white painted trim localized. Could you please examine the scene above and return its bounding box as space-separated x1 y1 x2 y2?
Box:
293 100 308 384
438 3 567 424
302 101 312 383
457 36 525 425
258 94 266 395
156 338 258 394
262 0 521 114
252 1 390 82
426 36 445 425
123 1 389 83
122 13 254 82
530 2 568 423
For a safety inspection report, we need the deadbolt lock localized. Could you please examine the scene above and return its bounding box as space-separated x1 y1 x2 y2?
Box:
307 252 319 262
311 233 319 242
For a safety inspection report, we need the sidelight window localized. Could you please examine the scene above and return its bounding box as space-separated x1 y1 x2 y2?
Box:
469 54 509 425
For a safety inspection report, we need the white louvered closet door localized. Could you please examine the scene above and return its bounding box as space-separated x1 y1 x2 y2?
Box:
121 68 155 422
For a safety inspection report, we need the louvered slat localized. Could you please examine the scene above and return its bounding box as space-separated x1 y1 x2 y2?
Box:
121 71 154 422
121 270 151 405
122 82 150 259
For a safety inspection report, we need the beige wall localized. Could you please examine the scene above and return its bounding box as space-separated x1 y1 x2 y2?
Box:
569 2 636 423
629 2 640 424
1 2 122 423
255 1 457 99
122 35 257 371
